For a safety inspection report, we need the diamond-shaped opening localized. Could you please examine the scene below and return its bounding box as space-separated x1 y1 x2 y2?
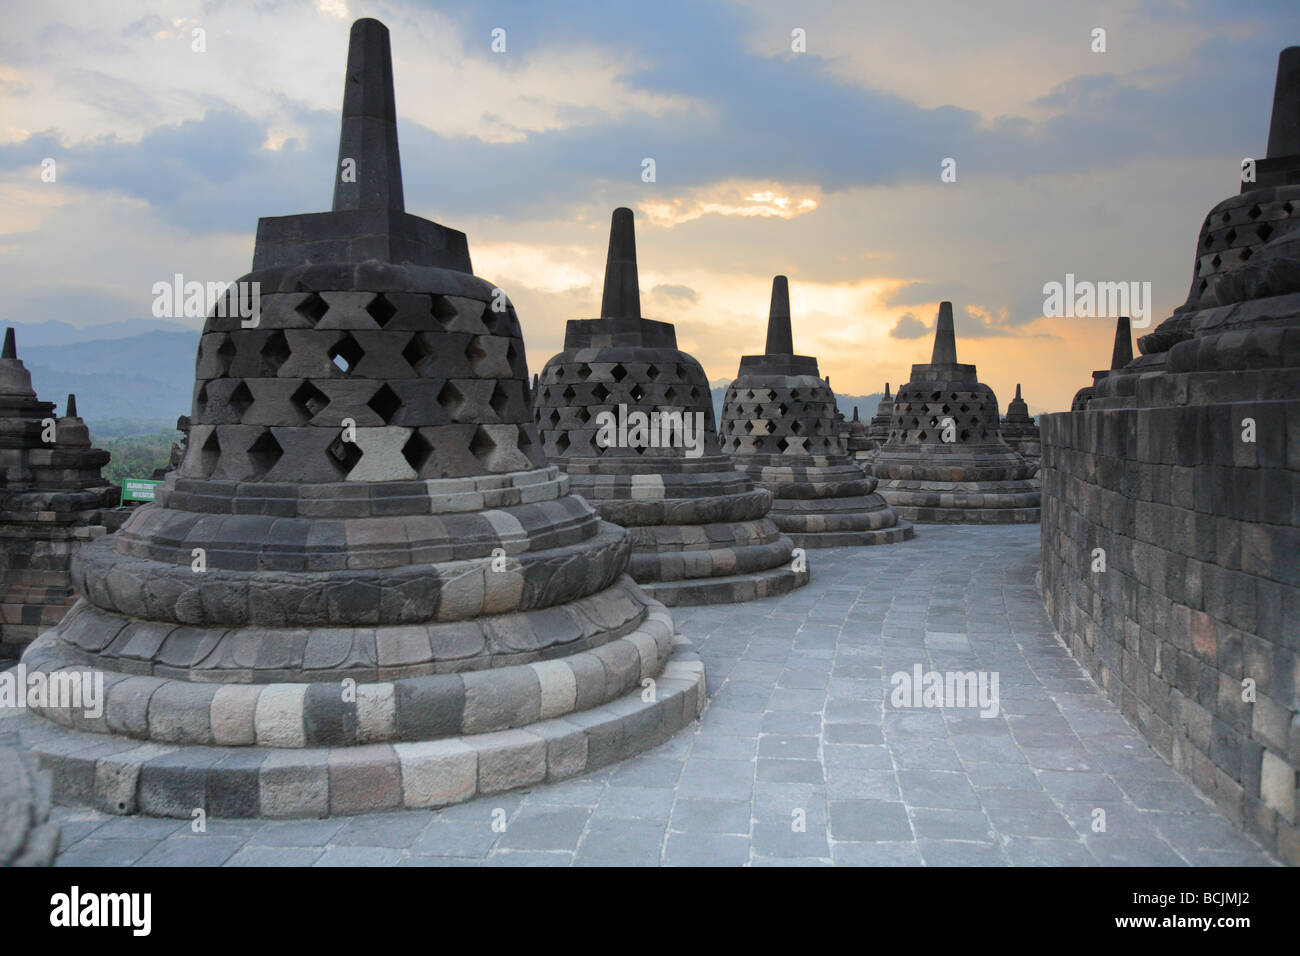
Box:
1248 204 1261 220
630 383 645 403
366 294 398 328
327 433 363 475
576 407 590 425
1241 247 1254 261
1210 254 1222 269
402 429 431 472
490 384 510 419
516 424 534 457
1258 222 1274 241
790 420 802 434
776 437 789 452
744 420 754 433
469 425 496 465
295 292 329 325
229 381 254 420
1284 202 1295 214
1224 228 1237 244
198 431 221 477
290 381 329 421
196 382 209 416
790 389 800 400
591 383 610 403
554 367 566 380
611 363 628 382
247 429 282 476
402 333 432 373
576 363 591 380
328 333 364 375
960 430 972 442
562 384 577 403
431 295 458 326
664 386 678 403
436 381 465 418
465 337 488 368
261 330 291 375
506 342 521 374
778 403 789 417
646 364 660 381
917 431 928 441
555 432 571 454
367 383 402 424
216 334 237 376
547 408 561 428
689 387 699 401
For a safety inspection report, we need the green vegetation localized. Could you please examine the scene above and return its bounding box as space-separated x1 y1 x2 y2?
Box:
98 430 181 487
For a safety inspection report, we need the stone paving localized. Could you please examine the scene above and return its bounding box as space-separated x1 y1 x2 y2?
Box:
42 525 1279 866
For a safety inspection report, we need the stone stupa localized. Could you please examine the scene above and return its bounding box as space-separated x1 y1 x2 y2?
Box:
533 209 808 604
871 302 1040 523
0 334 119 663
719 277 914 547
1069 316 1133 410
846 406 871 462
999 384 1040 469
16 18 703 819
866 383 894 453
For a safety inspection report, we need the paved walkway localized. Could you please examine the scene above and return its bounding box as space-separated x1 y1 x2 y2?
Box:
46 525 1277 866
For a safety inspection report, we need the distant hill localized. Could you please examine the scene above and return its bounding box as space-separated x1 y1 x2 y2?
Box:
19 330 199 432
4 319 195 348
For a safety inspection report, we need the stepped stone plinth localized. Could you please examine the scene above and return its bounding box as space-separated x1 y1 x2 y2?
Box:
533 210 808 604
0 337 118 663
1040 47 1300 864
719 277 913 548
1000 384 1040 470
870 302 1040 523
15 18 703 819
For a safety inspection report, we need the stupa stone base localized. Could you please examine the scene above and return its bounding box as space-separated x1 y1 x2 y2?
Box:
0 744 59 865
10 634 704 818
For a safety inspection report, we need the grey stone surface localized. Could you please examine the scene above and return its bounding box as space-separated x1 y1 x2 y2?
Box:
39 527 1278 866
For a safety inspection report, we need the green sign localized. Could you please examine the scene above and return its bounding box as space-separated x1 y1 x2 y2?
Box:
120 478 162 505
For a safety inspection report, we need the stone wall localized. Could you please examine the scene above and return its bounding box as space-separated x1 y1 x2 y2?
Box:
1039 402 1299 864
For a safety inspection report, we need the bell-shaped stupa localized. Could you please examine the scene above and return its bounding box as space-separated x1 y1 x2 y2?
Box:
1000 384 1040 469
870 302 1040 523
17 19 703 819
533 210 808 604
0 334 118 663
719 277 914 547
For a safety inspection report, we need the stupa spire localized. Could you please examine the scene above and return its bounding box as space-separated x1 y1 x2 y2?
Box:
1111 316 1134 370
66 394 77 417
600 207 642 321
2 327 15 360
332 17 404 213
765 276 794 355
931 302 958 364
1266 46 1300 159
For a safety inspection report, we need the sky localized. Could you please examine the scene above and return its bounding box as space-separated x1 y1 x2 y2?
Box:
2 0 1298 414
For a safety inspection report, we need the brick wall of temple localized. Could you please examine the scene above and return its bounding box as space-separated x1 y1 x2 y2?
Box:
1039 402 1299 864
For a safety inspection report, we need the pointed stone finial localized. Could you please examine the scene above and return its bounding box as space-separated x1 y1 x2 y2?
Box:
1267 47 1300 159
826 375 831 387
1015 384 1022 400
884 382 890 397
764 275 794 355
1110 316 1133 370
66 394 78 417
332 18 404 213
930 302 958 364
532 373 539 392
852 407 861 422
2 327 14 360
600 207 642 321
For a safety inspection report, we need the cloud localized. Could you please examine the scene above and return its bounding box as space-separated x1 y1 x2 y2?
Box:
889 311 928 339
652 283 698 302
